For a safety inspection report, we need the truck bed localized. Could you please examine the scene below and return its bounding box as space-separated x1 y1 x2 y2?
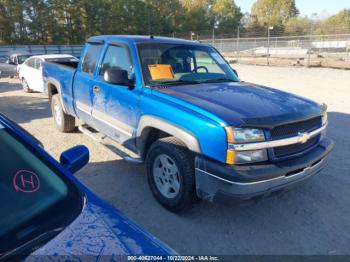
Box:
46 60 79 69
42 61 78 116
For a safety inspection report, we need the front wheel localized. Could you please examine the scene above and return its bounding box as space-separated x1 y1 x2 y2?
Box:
146 137 197 212
22 78 32 93
51 94 76 132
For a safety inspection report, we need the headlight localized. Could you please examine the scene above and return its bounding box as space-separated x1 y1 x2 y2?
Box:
225 127 265 143
226 149 268 165
225 127 267 164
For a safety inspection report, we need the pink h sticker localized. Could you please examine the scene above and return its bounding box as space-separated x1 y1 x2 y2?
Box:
13 170 40 193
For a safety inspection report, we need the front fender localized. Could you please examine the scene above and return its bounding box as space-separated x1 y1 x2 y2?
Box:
136 115 201 155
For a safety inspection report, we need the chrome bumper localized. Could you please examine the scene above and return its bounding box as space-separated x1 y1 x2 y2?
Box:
195 138 334 202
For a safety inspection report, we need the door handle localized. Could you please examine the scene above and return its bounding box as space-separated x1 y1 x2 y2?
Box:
93 86 100 94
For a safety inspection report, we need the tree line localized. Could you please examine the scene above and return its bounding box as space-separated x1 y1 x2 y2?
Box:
0 0 349 45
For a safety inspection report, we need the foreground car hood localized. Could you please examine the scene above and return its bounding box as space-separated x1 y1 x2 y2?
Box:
156 82 322 128
31 194 175 257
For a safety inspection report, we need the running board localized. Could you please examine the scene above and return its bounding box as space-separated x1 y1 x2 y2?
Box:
78 125 143 164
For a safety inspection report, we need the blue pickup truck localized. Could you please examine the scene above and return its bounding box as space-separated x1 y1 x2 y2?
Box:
43 35 334 212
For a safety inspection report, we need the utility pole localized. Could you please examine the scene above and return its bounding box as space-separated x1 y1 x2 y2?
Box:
307 13 317 67
307 26 312 67
212 22 219 46
236 25 240 63
212 28 215 45
267 26 273 66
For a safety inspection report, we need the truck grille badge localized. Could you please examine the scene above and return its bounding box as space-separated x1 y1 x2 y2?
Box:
297 131 311 144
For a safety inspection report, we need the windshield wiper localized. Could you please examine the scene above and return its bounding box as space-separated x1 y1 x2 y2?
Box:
0 228 62 260
152 80 201 87
200 78 238 83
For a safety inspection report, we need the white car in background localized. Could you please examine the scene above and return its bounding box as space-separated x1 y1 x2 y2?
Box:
19 54 78 93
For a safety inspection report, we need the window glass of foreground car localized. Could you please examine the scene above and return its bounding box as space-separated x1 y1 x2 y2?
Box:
0 125 83 258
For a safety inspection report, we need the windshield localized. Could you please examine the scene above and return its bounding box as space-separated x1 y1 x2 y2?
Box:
17 55 31 64
138 43 239 86
0 124 82 256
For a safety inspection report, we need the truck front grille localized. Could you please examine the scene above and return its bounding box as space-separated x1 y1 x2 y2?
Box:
273 136 319 158
270 116 322 159
271 117 322 140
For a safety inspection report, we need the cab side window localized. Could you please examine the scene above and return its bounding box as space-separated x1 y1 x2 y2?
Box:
25 58 35 68
34 58 42 70
100 45 132 78
82 44 103 75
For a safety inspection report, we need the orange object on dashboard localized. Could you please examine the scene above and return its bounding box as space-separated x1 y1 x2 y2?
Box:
148 64 175 80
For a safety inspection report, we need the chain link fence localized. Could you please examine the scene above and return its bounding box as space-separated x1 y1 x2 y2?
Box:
170 28 350 68
203 33 350 60
1 30 350 69
0 45 83 58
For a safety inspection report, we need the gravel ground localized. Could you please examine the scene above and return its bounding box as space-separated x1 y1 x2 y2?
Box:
1 65 349 255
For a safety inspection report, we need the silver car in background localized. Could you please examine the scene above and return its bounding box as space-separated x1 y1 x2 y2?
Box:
0 53 31 78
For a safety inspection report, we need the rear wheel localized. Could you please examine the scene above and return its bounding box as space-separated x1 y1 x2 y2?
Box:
146 137 197 212
51 94 76 132
22 78 32 93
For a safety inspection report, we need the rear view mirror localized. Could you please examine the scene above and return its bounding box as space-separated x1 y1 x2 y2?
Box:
60 145 89 174
104 68 134 88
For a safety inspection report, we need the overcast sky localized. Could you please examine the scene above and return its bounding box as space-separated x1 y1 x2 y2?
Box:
235 0 350 17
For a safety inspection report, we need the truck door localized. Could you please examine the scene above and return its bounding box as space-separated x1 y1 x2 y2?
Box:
91 43 140 144
73 43 104 127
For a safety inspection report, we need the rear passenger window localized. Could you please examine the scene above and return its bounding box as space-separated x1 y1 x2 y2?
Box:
82 44 103 74
100 45 132 77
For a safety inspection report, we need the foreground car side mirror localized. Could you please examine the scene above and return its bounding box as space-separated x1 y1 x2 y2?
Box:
104 68 134 88
60 145 89 173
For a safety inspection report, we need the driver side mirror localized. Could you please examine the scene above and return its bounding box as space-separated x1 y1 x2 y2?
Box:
104 68 134 88
60 145 89 174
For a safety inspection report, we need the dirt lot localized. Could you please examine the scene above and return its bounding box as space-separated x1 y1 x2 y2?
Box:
1 65 350 255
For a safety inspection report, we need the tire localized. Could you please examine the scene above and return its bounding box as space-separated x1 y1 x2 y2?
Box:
51 94 76 132
146 137 197 212
22 78 32 93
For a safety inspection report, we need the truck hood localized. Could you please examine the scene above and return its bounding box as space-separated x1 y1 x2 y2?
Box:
155 82 322 128
31 192 175 257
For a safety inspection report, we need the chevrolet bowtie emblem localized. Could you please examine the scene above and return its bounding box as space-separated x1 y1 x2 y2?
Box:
298 131 310 144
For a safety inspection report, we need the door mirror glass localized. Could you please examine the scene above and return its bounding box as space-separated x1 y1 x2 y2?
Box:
60 145 89 174
104 68 134 87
